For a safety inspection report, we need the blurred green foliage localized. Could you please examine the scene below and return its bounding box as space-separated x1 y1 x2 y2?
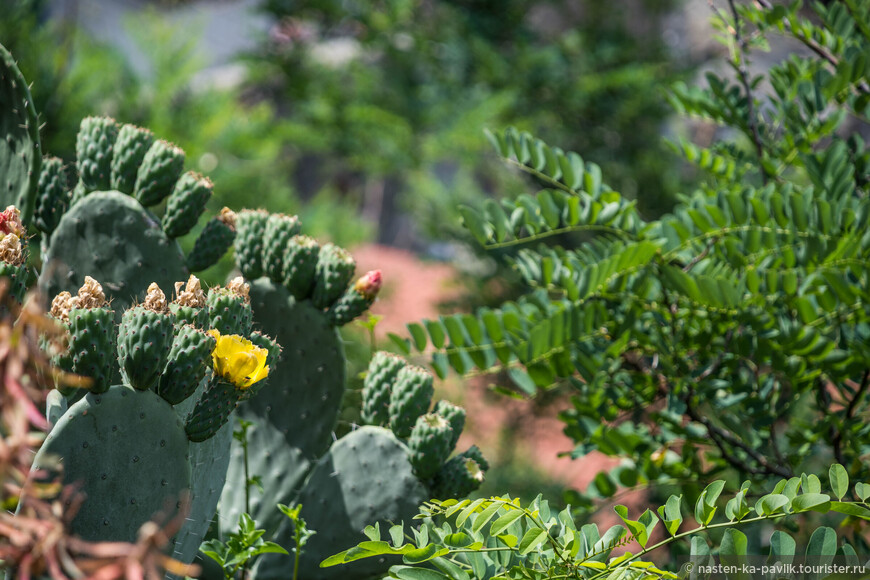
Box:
253 0 684 246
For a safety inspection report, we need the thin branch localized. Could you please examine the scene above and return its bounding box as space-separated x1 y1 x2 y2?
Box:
725 0 770 184
831 369 870 464
754 0 870 95
683 388 792 478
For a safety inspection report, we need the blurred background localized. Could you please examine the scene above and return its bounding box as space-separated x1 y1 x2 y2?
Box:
1 0 720 506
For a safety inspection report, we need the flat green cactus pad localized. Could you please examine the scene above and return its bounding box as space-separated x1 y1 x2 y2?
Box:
170 380 236 567
39 191 187 313
31 385 191 543
0 43 40 224
220 419 312 538
252 426 427 580
241 278 346 460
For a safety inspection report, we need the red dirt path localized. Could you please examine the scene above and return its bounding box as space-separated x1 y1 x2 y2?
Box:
352 243 622 495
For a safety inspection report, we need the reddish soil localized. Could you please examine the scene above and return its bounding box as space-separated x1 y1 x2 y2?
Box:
352 243 624 496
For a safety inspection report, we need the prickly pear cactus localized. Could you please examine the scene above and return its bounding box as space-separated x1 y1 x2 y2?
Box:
30 277 278 569
0 43 40 225
221 212 488 579
37 116 235 313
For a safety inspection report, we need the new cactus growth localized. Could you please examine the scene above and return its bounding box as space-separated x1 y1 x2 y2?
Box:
281 234 319 300
34 157 70 235
312 243 356 309
76 116 119 192
326 269 382 326
163 172 213 238
389 365 434 439
38 118 232 314
434 399 466 449
408 413 454 480
234 209 270 279
170 274 208 328
49 277 116 397
262 213 301 282
110 123 154 194
134 139 185 206
360 350 406 426
206 276 253 336
117 283 175 390
187 207 236 272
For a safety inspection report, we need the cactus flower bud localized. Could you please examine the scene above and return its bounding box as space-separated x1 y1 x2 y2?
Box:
354 270 382 300
0 206 25 237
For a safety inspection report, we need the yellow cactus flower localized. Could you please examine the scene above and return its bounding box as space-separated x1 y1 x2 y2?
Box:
207 329 269 389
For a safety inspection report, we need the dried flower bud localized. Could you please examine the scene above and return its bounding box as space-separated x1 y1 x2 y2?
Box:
0 233 24 265
226 276 250 302
144 282 169 312
76 276 108 309
174 275 206 308
50 291 75 323
218 207 237 230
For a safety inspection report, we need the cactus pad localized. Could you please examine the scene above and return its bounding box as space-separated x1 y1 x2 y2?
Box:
253 427 427 580
39 191 188 314
30 386 191 543
0 43 40 225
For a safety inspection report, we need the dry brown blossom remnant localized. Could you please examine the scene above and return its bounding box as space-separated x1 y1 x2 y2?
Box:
174 275 206 308
75 276 108 309
218 207 237 229
226 276 250 302
49 291 75 324
0 288 198 579
0 233 24 266
143 283 169 313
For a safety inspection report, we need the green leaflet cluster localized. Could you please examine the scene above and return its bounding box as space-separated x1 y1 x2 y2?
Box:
218 215 486 579
37 276 279 567
36 116 237 313
326 464 870 580
391 0 870 511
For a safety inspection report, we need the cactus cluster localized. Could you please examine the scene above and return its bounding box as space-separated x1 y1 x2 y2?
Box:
0 41 490 580
363 353 489 498
216 218 486 579
35 115 236 314
36 276 279 567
